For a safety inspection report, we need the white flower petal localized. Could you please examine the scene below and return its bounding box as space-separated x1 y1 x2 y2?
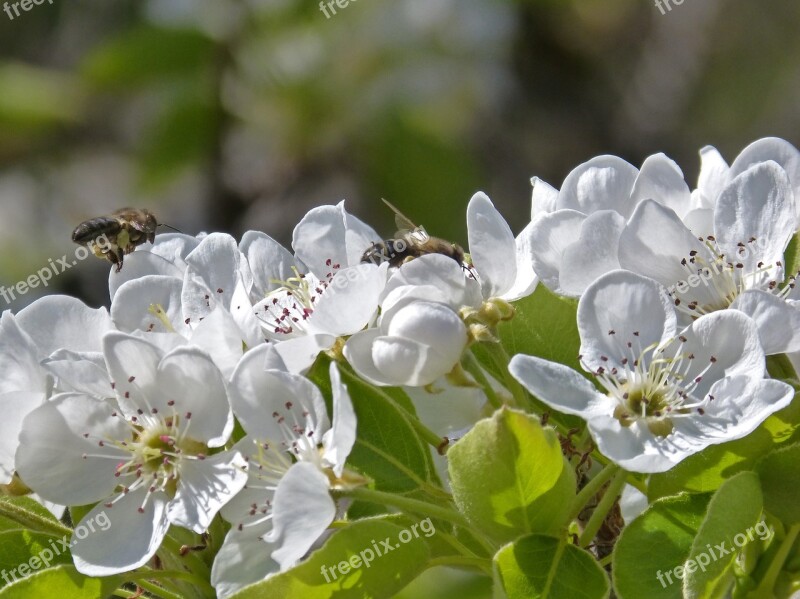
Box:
673 310 765 398
111 275 189 336
501 221 538 301
240 230 300 299
383 253 482 309
557 155 639 217
371 336 435 386
729 137 800 223
292 202 381 276
103 332 163 414
694 145 730 208
306 264 386 336
108 251 183 301
714 161 795 273
559 210 626 296
342 329 388 386
578 271 676 372
0 312 47 395
219 438 278 526
189 307 246 379
405 378 487 436
268 462 336 571
619 485 648 524
229 280 262 350
169 451 248 533
0 391 43 483
676 377 793 443
321 363 356 477
211 529 280 599
619 199 717 308
731 290 800 355
630 153 691 217
16 296 112 356
43 350 111 397
157 346 233 447
72 489 170 577
272 334 335 374
588 417 680 473
147 233 201 268
230 356 329 443
531 176 559 217
467 192 517 298
181 233 243 320
15 393 128 505
529 209 588 295
509 354 610 418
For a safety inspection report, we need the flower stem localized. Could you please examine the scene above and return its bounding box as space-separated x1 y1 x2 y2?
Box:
766 354 800 386
482 341 534 412
751 523 800 598
427 555 493 575
338 366 445 450
462 350 504 410
578 467 627 548
0 500 72 537
341 487 471 530
117 570 214 598
339 486 496 556
566 463 621 524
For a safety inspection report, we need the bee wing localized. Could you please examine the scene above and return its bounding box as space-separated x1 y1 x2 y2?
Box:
381 198 418 236
112 208 147 232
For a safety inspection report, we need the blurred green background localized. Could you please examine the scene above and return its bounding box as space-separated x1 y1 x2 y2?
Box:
2 0 799 310
0 0 799 596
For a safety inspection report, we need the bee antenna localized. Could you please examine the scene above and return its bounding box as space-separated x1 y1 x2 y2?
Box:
158 223 184 234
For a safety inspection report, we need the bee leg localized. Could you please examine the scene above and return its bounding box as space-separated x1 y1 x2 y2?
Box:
106 249 123 272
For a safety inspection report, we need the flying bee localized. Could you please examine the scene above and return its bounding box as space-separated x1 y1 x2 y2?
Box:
361 199 465 268
71 208 178 272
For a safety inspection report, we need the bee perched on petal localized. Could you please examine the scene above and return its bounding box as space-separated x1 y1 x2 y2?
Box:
71 208 158 272
361 199 465 267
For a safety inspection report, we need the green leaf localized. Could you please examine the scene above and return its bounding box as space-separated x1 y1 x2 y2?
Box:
648 399 800 500
499 285 581 374
311 361 436 493
783 232 800 285
0 497 66 536
81 27 215 89
683 471 764 599
448 408 566 543
230 519 430 599
523 457 577 537
0 565 120 598
494 534 609 599
0 63 83 131
361 113 484 243
613 493 711 599
138 93 216 189
756 442 800 524
0 530 72 588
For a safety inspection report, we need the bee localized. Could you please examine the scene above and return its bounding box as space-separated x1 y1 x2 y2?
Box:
361 199 465 267
71 208 176 272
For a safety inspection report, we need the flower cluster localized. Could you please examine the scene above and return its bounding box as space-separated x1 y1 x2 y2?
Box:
1 138 799 599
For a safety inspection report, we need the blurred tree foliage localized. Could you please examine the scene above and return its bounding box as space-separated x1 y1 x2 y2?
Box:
0 1 798 596
0 0 798 310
